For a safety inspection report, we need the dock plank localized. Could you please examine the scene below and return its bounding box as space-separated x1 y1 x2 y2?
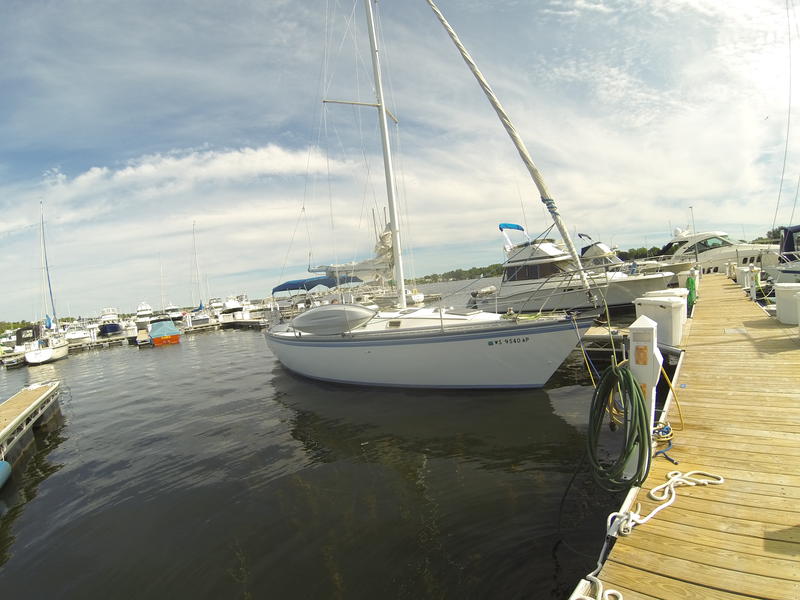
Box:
599 561 756 600
609 543 800 600
591 274 800 600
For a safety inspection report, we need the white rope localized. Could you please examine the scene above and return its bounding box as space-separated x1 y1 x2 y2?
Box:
608 470 725 537
571 538 624 600
573 470 724 600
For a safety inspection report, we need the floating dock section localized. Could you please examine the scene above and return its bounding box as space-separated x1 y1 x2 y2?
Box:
0 381 62 465
575 274 800 599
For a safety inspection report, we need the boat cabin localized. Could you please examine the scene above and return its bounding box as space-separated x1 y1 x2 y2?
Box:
502 242 575 282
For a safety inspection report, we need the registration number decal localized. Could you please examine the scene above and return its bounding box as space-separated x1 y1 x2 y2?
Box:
488 336 530 346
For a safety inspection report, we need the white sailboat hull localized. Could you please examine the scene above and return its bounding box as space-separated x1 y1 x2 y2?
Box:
25 339 69 365
266 313 594 389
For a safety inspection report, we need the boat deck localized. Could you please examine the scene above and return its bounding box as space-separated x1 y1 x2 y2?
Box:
590 274 800 599
0 381 61 462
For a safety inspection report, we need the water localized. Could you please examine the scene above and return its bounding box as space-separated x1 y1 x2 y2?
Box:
0 326 621 599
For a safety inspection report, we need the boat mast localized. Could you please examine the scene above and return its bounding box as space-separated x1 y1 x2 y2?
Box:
364 0 407 308
425 0 592 295
191 221 202 307
159 255 165 312
40 201 59 327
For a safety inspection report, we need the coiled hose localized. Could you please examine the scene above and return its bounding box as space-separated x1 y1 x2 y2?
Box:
586 364 651 493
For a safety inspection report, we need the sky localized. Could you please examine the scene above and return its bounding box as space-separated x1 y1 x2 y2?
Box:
1 0 798 320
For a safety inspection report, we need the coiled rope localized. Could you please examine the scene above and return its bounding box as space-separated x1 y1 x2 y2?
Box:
586 364 652 493
607 470 725 537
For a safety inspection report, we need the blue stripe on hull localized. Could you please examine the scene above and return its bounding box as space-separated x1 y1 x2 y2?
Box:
275 363 546 389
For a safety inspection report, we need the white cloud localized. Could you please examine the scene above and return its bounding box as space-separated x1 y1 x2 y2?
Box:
0 0 796 320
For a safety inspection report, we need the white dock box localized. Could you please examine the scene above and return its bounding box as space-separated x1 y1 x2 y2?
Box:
643 288 689 323
775 283 800 324
634 296 685 346
736 267 751 289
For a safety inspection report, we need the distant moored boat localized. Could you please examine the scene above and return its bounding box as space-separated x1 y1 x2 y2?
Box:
98 307 123 337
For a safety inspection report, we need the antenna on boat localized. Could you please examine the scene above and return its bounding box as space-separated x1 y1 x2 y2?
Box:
425 0 593 298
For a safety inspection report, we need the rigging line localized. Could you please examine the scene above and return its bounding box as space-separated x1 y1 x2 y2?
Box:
772 0 794 231
323 1 359 98
331 2 386 272
278 0 337 281
792 0 800 227
352 41 378 268
394 122 418 286
517 181 529 232
324 103 341 268
374 7 417 285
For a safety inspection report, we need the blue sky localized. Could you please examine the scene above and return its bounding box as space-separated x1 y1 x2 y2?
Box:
0 0 796 320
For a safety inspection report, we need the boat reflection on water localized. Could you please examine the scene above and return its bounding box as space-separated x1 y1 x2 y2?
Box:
0 330 621 599
266 368 620 598
0 415 66 567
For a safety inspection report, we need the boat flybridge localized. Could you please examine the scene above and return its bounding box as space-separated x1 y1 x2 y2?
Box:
135 302 154 330
468 224 676 313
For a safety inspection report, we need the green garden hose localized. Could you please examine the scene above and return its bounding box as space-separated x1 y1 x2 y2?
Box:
586 365 652 493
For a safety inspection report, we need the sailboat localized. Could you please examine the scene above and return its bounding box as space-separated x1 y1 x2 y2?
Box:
266 1 597 389
24 203 69 365
185 221 215 327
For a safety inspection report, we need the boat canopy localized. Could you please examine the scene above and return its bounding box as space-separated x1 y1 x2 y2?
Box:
16 324 42 345
272 275 363 294
150 320 180 338
499 223 525 232
781 224 800 262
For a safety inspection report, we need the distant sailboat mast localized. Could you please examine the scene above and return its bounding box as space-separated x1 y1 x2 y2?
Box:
190 221 203 307
425 0 593 296
159 255 166 312
39 201 59 327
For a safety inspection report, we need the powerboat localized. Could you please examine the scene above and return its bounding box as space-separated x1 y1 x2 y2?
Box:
655 228 778 275
164 302 183 322
468 224 675 313
98 307 123 337
64 321 92 344
135 302 154 329
149 319 181 346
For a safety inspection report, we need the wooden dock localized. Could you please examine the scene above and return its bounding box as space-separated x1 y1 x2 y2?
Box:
579 274 800 599
0 381 61 464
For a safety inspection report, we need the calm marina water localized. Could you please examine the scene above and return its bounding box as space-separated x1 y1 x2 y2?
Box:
0 323 621 598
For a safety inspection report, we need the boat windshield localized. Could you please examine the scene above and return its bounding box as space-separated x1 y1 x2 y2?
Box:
658 240 688 255
691 236 733 254
503 261 567 282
